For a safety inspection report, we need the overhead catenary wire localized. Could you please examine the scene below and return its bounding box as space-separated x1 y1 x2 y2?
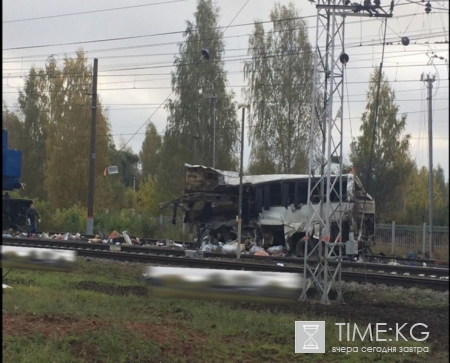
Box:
2 0 190 24
2 10 446 52
3 5 446 126
3 43 450 82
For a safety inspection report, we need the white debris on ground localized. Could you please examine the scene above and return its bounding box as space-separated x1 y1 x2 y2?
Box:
2 284 12 289
387 259 400 266
1 229 147 246
3 227 448 267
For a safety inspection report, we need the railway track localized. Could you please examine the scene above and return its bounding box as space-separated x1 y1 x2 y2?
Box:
2 238 448 291
2 237 449 276
30 230 445 266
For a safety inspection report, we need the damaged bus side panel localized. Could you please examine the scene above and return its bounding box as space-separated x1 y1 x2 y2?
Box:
164 164 375 257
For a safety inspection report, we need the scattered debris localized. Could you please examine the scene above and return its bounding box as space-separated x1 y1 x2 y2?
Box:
88 238 103 243
108 230 121 240
270 250 286 258
222 241 246 254
254 250 269 256
201 243 220 252
387 260 400 266
267 245 283 253
122 231 132 246
250 245 265 254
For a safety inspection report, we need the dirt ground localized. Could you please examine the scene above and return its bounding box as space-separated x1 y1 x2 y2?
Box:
67 280 449 353
70 281 148 297
2 312 205 362
4 277 448 360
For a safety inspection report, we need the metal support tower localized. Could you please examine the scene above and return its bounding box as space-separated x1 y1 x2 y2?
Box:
300 1 392 304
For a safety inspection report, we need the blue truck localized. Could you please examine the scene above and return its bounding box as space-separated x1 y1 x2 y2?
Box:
2 129 33 230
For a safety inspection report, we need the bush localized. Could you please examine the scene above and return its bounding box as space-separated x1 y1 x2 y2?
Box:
93 210 158 238
51 203 87 232
13 198 171 239
33 199 53 231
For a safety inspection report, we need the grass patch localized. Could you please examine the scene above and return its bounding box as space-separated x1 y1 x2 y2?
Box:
2 259 448 363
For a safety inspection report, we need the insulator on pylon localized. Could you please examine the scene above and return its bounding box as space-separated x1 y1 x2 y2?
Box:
340 53 349 64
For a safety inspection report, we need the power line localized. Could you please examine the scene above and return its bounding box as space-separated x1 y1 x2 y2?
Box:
2 43 445 64
4 60 450 95
2 11 445 52
3 38 449 79
3 29 447 67
4 78 450 94
2 14 315 51
2 0 189 24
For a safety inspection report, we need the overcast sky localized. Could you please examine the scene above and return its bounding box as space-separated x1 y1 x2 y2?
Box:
2 0 449 180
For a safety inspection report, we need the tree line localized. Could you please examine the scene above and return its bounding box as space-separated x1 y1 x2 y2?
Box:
2 0 448 227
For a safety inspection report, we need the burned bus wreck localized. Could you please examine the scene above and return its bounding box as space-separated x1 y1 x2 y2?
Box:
163 164 375 257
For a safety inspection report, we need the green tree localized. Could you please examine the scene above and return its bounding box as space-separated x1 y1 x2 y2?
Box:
137 176 159 216
104 138 127 210
139 122 162 181
401 165 449 226
158 0 239 199
247 144 276 175
350 68 415 221
124 188 139 210
434 165 449 226
44 50 111 209
244 2 313 174
16 68 50 200
400 166 429 224
2 103 23 151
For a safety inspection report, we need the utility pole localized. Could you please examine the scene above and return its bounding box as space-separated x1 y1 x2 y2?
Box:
422 73 435 258
236 104 249 260
206 95 217 168
87 58 98 235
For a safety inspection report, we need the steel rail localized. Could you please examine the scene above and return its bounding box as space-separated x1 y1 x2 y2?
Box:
2 237 448 277
30 230 444 264
2 239 448 291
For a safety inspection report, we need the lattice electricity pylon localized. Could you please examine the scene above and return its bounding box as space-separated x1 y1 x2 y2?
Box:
300 0 393 304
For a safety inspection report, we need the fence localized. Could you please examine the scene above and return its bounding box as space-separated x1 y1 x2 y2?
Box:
373 222 449 260
157 216 450 260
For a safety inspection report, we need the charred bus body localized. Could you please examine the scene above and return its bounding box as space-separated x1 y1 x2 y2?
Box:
165 164 375 256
